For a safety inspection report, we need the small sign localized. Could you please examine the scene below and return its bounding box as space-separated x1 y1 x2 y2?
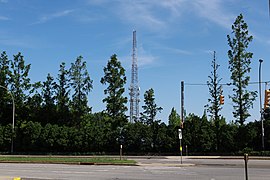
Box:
178 129 182 140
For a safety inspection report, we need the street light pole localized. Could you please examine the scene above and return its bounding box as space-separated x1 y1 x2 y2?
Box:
259 59 264 150
0 85 15 153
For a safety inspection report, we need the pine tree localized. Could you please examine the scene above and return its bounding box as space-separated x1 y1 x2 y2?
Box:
100 54 128 128
140 88 163 126
227 14 257 125
69 56 93 124
9 52 31 123
40 73 57 124
9 52 31 106
168 107 180 128
205 51 223 151
0 51 11 125
55 62 70 125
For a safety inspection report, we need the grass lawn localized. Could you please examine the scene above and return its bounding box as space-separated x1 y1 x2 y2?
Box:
0 156 136 165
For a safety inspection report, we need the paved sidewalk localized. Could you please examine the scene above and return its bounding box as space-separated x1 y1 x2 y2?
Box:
0 177 20 180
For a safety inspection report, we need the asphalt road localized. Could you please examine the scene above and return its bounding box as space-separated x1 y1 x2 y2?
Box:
0 156 270 180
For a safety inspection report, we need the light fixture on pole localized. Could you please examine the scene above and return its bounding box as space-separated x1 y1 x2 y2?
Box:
259 59 264 150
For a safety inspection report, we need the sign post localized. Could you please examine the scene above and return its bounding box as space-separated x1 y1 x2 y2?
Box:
178 129 183 164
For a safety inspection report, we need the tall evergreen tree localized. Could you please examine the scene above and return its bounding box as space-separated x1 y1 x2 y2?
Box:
42 74 55 108
140 88 163 151
227 14 257 125
100 54 128 128
168 107 180 128
40 73 57 124
55 62 70 125
205 51 223 151
9 52 31 105
9 52 31 123
69 56 93 124
0 51 11 125
140 88 163 126
27 82 43 122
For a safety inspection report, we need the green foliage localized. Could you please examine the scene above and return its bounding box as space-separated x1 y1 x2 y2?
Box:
205 51 223 151
168 107 180 128
55 62 71 125
0 51 12 124
69 56 93 125
40 73 57 124
0 44 268 155
206 51 222 118
100 54 128 129
227 14 257 125
9 52 31 125
9 52 31 106
19 121 42 151
140 88 163 125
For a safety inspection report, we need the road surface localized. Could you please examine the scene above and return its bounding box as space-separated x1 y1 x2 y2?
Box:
0 156 269 180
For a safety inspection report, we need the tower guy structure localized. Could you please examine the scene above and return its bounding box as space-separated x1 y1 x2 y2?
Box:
129 30 140 123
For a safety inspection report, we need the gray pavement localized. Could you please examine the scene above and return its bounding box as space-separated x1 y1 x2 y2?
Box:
0 156 270 180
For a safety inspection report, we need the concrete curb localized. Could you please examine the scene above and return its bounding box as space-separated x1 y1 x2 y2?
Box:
166 156 270 160
136 163 195 167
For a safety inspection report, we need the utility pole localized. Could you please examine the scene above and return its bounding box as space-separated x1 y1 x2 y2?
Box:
179 81 184 164
259 59 264 150
181 81 184 127
129 30 140 123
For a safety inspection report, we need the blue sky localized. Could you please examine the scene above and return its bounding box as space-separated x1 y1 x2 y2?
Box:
0 0 270 124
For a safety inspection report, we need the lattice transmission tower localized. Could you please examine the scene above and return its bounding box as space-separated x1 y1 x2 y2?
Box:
129 30 140 123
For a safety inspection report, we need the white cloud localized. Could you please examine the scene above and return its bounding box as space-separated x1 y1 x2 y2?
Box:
162 47 192 55
0 16 9 21
119 46 158 69
160 0 187 16
34 9 75 24
191 0 234 29
138 54 157 67
85 0 234 31
0 38 32 48
0 0 8 3
117 1 166 30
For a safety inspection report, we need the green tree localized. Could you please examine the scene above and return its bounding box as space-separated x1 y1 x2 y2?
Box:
219 118 238 152
0 51 11 125
27 82 43 122
55 62 71 125
227 14 257 125
168 107 180 128
40 73 57 124
100 54 128 129
140 88 163 152
199 111 215 152
183 113 214 153
124 122 152 153
205 51 223 151
69 56 93 125
140 88 163 126
9 52 31 123
18 121 42 151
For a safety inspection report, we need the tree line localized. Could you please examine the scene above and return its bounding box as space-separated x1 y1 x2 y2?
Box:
0 14 269 154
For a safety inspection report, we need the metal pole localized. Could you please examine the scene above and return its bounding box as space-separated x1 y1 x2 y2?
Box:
181 81 184 127
244 154 249 180
180 139 182 164
120 144 123 160
0 85 15 153
180 81 184 164
259 59 264 150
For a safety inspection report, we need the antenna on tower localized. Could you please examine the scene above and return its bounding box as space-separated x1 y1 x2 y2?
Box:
129 30 140 123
